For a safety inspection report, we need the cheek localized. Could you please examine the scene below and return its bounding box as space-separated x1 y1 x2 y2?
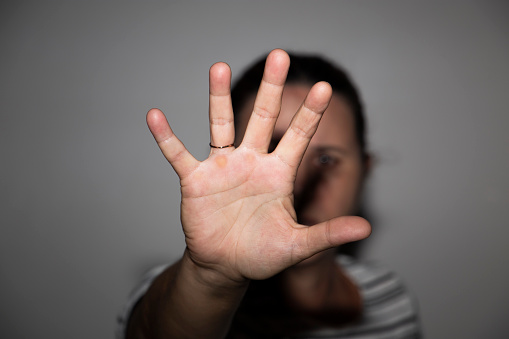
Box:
319 169 363 215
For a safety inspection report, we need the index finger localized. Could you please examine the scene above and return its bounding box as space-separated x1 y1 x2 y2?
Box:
209 62 235 153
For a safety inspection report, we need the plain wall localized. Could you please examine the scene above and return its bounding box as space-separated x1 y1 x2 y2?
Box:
1 1 508 338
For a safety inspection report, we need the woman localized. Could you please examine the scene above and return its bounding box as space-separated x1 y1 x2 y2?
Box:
120 49 420 338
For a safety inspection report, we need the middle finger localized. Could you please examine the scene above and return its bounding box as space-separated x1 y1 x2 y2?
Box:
241 49 290 152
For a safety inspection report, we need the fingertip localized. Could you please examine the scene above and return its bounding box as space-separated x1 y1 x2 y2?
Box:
146 108 164 126
146 108 172 141
268 48 290 64
210 62 232 80
210 62 232 95
211 60 230 71
309 81 333 100
339 216 372 243
147 107 161 117
264 49 290 85
305 82 333 113
314 81 333 97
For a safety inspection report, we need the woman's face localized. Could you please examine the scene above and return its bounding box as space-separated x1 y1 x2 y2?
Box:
236 84 367 226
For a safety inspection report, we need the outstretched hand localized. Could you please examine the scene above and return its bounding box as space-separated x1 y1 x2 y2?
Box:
146 49 370 285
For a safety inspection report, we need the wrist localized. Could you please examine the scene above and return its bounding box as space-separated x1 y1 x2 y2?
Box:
181 248 250 295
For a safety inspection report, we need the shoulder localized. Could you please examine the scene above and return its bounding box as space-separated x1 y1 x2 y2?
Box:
333 255 422 338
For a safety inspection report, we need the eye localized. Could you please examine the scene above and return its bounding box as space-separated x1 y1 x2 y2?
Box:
314 152 340 168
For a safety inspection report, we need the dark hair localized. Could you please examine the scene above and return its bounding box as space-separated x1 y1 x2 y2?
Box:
231 52 368 157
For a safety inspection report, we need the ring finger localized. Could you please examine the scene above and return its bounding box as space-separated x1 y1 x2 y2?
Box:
209 62 235 153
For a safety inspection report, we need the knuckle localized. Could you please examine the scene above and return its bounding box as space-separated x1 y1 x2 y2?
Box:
253 105 277 120
290 124 311 138
210 117 234 126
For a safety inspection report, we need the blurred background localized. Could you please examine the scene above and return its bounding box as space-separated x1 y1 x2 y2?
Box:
1 1 508 338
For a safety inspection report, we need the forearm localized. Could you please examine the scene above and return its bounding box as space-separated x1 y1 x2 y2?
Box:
126 250 249 339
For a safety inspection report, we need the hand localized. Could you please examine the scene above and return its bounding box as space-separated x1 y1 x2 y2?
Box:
146 49 370 285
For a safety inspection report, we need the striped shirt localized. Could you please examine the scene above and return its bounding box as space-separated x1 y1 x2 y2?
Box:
117 256 421 338
291 256 422 338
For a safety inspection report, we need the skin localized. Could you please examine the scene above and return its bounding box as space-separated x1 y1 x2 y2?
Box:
236 85 367 232
234 85 370 318
127 49 371 338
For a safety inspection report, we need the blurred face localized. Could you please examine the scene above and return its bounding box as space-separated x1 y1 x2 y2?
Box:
236 84 367 226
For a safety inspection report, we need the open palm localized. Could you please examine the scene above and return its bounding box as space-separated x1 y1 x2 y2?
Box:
147 50 370 284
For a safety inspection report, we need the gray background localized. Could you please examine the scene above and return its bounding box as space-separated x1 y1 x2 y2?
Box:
1 1 508 338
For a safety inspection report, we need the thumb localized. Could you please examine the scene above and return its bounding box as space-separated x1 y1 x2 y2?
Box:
294 216 371 261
